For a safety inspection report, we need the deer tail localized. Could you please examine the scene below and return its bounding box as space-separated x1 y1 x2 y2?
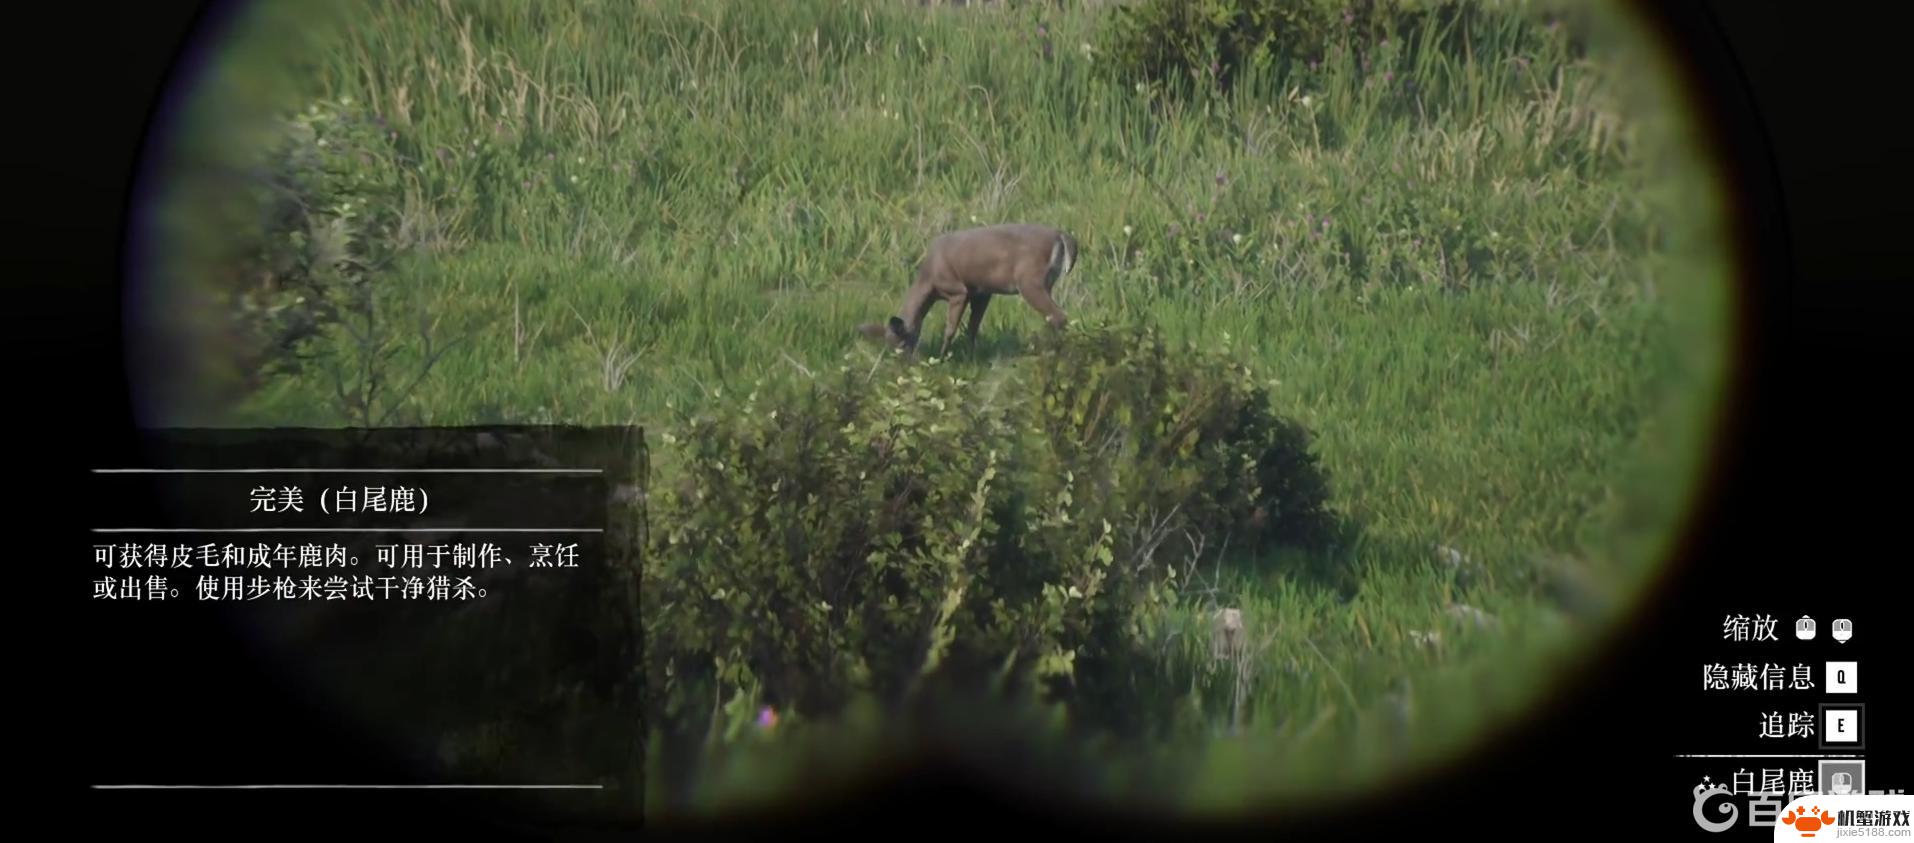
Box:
1050 231 1077 279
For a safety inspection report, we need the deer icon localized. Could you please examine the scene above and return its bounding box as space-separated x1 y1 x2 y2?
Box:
858 223 1078 358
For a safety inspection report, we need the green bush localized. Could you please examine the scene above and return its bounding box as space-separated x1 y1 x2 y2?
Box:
220 97 409 389
642 323 1339 748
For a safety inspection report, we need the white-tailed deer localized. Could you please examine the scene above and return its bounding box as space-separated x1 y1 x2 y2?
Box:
857 223 1078 358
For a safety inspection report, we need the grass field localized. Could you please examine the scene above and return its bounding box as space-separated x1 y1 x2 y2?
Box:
136 0 1738 823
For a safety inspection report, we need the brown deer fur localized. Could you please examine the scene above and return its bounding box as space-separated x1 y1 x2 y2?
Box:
857 223 1078 358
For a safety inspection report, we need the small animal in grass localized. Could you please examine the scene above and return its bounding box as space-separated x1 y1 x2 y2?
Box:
858 223 1078 359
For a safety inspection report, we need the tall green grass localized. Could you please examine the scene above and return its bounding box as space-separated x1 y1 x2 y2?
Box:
143 0 1736 822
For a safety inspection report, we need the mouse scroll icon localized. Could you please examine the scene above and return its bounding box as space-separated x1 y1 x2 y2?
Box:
1832 619 1853 643
1796 616 1816 640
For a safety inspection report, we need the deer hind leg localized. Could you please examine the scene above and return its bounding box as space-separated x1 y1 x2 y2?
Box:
1022 283 1068 331
940 292 968 358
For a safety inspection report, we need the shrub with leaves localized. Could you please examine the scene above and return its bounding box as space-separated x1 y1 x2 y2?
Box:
223 98 409 388
643 323 1339 747
1027 321 1338 560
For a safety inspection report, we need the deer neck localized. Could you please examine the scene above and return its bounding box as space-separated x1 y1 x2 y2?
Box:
898 281 937 337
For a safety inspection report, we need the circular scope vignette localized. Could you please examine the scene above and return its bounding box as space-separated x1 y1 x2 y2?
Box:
121 0 1743 825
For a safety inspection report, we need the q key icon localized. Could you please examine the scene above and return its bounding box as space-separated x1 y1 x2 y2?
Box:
1796 616 1816 640
1827 661 1857 694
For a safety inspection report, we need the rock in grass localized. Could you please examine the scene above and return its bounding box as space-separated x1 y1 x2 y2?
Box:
1444 602 1499 632
1433 543 1485 589
1211 607 1246 661
1532 555 1611 621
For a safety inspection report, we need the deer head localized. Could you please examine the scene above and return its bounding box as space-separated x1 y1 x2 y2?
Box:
856 316 919 353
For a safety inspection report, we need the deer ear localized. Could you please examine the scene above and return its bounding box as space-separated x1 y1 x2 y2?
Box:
856 323 886 341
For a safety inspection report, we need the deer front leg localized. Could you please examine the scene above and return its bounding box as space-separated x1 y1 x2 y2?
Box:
940 292 968 358
965 293 992 349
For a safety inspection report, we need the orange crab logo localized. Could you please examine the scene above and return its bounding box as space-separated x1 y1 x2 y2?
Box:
1781 805 1837 837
